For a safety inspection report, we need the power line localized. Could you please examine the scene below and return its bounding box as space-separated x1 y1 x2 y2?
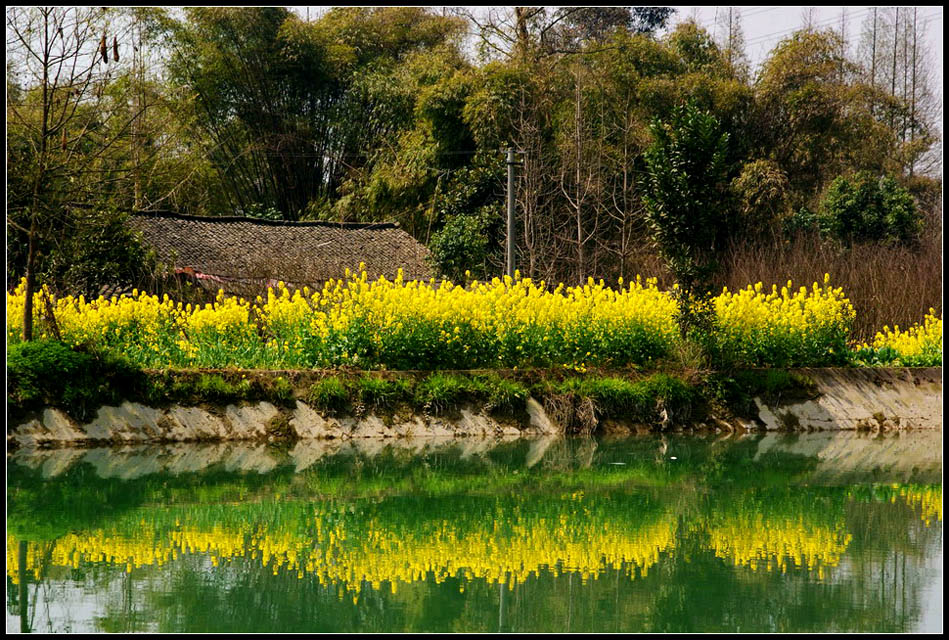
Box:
741 7 784 19
207 149 502 160
744 8 874 47
742 7 942 50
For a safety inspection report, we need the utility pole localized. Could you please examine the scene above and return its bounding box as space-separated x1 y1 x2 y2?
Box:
506 147 519 279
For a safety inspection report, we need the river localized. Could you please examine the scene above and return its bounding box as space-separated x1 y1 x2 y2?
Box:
6 432 942 633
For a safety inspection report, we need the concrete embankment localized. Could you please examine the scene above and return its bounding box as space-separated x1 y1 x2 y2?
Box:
7 367 941 449
9 398 556 449
750 367 942 431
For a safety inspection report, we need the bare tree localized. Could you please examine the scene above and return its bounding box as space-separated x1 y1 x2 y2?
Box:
512 82 559 280
856 7 942 176
558 60 603 282
716 6 747 76
6 7 145 339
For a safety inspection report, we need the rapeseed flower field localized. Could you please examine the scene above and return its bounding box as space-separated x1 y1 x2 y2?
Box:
854 310 943 366
5 269 939 369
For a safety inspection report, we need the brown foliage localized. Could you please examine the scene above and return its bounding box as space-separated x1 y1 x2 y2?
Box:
718 231 942 341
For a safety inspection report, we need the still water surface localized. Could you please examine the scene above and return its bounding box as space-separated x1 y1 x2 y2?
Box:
6 433 943 633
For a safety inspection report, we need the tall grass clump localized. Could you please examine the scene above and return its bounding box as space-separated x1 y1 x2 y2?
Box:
414 373 468 413
307 377 349 413
477 375 529 413
720 231 942 342
552 374 695 424
355 376 412 410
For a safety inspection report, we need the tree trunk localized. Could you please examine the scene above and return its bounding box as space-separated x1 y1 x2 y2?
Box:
574 72 584 281
514 8 530 63
22 217 37 341
902 10 908 146
870 8 877 87
890 8 898 129
23 11 51 342
909 8 917 176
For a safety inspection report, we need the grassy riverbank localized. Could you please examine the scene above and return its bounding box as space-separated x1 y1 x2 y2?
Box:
5 337 832 433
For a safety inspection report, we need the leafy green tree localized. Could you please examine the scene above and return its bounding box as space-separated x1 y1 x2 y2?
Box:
753 29 899 207
322 48 477 235
630 7 677 34
667 20 725 73
428 205 502 282
546 7 675 51
166 7 466 220
819 171 922 244
642 102 732 333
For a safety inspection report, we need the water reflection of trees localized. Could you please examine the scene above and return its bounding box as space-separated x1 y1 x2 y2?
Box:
6 436 942 633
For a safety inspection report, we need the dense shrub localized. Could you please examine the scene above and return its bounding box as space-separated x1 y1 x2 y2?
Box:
428 207 502 283
553 374 695 424
7 339 144 422
819 172 922 245
731 159 791 235
781 207 820 235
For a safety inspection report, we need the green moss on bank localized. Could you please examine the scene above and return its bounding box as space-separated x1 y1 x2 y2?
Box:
7 339 840 436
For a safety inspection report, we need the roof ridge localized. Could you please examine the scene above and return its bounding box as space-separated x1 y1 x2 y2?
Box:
130 210 399 230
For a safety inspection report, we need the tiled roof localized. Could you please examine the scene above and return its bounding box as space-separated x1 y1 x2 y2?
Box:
129 212 432 291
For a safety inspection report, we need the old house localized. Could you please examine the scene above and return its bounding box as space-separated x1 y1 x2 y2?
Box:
129 211 432 297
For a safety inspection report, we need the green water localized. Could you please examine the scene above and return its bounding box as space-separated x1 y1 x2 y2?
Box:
6 433 943 633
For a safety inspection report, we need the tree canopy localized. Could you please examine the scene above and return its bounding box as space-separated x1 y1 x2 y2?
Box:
6 6 942 307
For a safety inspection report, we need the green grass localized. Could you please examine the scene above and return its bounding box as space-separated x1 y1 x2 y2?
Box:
355 375 412 410
415 373 468 413
306 377 350 413
543 374 697 423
